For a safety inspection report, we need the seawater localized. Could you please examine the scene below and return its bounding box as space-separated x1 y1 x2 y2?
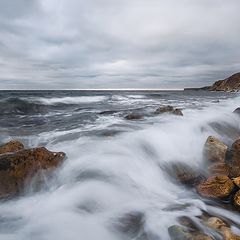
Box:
0 90 239 240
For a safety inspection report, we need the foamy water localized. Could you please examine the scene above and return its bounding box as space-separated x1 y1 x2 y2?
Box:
0 90 239 240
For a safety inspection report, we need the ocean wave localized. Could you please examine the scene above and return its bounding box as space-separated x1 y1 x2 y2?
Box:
0 98 47 115
31 96 107 105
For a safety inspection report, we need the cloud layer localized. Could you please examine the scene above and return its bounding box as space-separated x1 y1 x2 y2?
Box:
0 0 240 89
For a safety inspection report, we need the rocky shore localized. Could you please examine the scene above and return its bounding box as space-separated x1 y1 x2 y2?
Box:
167 107 240 240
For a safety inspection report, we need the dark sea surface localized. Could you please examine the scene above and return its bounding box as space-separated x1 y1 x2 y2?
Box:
0 90 240 239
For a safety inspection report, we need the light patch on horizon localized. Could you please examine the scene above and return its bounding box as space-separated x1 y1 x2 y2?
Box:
0 0 240 89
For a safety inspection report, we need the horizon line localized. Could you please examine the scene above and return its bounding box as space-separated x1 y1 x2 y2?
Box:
0 88 185 91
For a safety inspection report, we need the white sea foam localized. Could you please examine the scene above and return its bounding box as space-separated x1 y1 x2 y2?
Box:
27 96 107 105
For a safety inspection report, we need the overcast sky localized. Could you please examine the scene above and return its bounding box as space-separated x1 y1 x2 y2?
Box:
0 0 240 89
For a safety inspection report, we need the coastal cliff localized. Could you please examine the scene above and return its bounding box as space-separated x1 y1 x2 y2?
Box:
185 72 240 92
207 72 240 92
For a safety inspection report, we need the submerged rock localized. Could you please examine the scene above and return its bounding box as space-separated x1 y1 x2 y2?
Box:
233 107 240 115
172 109 183 116
0 140 24 155
154 105 183 116
196 176 234 199
204 217 240 240
113 211 159 240
124 113 143 120
168 225 212 240
164 162 204 187
0 147 65 198
204 136 228 163
114 211 145 237
155 105 174 114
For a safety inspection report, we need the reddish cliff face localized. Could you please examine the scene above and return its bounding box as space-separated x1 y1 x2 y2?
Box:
208 72 240 92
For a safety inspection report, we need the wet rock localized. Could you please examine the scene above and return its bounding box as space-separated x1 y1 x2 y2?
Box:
0 147 65 198
0 140 24 155
178 216 201 233
154 105 183 116
112 211 159 240
164 162 204 187
204 217 240 240
155 105 174 114
208 163 230 176
204 216 228 229
168 225 212 240
233 108 240 115
172 109 183 116
229 139 240 165
204 136 228 163
124 114 143 120
114 211 145 237
233 190 240 209
228 164 240 178
233 177 240 188
196 176 234 199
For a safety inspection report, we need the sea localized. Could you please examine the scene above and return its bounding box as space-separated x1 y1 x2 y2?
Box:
0 90 239 240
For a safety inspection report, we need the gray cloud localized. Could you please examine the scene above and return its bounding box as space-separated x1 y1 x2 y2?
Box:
0 0 240 89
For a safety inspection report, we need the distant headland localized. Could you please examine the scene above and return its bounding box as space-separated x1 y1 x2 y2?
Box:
185 72 240 92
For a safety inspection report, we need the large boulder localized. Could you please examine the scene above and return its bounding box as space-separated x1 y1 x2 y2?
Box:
0 147 65 198
204 136 228 163
196 176 234 199
0 140 24 154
